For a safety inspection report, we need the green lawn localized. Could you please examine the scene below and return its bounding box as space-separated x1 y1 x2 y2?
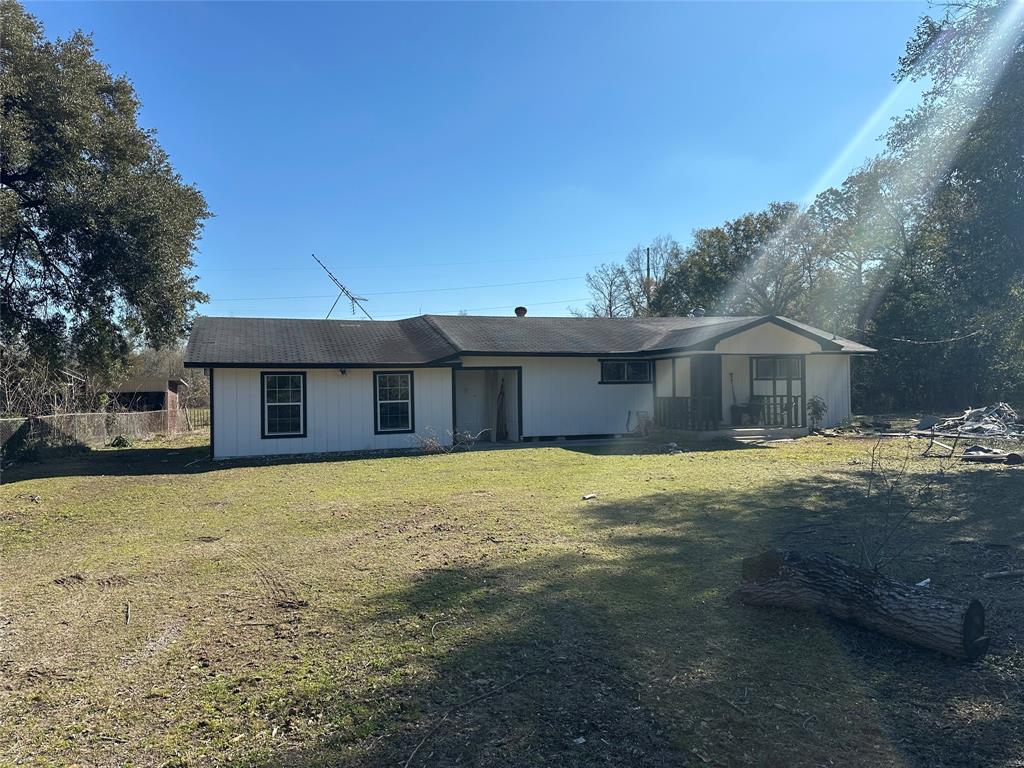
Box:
2 435 1022 767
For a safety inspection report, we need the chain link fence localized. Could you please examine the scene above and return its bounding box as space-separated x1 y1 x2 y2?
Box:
2 408 209 454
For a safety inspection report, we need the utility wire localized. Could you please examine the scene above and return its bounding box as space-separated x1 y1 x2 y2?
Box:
204 275 585 303
200 248 626 272
853 327 986 345
373 296 591 318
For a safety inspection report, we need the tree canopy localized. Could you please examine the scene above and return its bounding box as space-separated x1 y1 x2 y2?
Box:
581 0 1024 411
0 0 209 412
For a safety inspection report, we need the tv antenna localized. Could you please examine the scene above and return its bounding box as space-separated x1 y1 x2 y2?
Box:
312 254 373 320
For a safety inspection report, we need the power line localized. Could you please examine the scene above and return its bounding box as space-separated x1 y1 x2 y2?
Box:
207 297 591 320
854 327 986 345
374 296 591 318
361 275 584 297
198 248 627 272
204 275 586 303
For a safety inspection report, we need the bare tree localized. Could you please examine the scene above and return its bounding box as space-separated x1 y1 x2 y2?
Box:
579 236 681 318
577 262 631 317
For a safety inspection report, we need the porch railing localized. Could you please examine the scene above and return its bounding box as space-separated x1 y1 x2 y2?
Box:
654 396 717 431
751 395 805 428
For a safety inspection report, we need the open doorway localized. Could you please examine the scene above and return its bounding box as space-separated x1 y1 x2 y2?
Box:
453 368 521 444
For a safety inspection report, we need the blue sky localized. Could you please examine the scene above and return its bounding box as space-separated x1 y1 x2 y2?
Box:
29 1 929 320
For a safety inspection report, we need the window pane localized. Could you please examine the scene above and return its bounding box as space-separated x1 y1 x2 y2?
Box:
267 403 300 434
377 373 411 403
601 361 624 382
755 358 775 379
378 401 410 431
626 361 650 382
789 358 802 379
266 375 303 404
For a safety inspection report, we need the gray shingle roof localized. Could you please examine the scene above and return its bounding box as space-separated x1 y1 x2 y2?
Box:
184 314 873 367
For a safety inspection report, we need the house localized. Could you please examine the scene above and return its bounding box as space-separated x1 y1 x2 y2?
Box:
183 312 874 459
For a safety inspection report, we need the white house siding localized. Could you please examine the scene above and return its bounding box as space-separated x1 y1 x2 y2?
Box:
460 356 653 437
714 323 822 355
805 354 852 427
211 367 453 458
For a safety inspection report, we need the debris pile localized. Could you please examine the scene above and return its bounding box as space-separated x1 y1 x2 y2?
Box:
923 403 1024 438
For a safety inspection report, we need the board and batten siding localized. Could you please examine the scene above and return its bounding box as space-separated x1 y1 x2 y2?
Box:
805 354 852 427
211 367 453 458
460 356 653 437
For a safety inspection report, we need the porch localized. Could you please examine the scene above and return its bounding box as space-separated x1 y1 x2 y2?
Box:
653 394 806 431
652 354 808 432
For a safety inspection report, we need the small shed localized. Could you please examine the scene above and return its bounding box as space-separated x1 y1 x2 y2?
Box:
112 377 188 412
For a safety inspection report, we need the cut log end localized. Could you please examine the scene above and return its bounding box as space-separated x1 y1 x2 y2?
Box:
962 599 989 660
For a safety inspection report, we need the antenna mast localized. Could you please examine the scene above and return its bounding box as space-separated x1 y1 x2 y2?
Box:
312 254 373 320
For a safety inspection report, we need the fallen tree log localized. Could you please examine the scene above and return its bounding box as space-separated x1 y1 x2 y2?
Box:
739 550 989 660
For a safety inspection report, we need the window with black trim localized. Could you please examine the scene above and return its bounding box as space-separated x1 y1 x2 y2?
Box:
374 371 414 433
599 359 651 384
262 372 305 438
752 356 803 397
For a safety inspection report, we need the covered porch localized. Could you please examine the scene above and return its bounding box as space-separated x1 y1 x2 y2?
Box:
653 354 807 432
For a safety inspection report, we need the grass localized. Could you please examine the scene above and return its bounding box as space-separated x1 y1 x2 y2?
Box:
1 434 1023 767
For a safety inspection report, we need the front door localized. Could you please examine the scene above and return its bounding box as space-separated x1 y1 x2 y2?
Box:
690 355 722 425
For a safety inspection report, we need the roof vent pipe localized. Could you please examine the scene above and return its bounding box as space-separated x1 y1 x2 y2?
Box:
514 306 527 317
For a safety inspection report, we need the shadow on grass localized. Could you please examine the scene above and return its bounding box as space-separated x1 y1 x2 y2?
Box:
1 435 766 483
241 467 1024 768
2 441 433 482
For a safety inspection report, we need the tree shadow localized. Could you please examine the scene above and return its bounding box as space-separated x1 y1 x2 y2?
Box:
240 465 1024 767
2 442 428 482
0 436 765 483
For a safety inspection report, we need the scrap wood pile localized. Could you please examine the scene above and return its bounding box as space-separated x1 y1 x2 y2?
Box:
920 402 1024 439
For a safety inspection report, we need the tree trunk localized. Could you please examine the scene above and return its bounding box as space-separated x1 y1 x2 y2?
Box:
739 549 989 660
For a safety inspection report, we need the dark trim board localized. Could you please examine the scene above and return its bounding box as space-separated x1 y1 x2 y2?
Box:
260 371 308 439
452 366 524 443
373 370 416 435
185 360 460 370
208 368 215 458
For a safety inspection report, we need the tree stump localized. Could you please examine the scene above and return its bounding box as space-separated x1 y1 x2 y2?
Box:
739 549 989 660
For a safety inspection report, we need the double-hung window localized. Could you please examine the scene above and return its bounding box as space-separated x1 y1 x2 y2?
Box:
374 371 414 434
599 359 651 384
262 372 306 438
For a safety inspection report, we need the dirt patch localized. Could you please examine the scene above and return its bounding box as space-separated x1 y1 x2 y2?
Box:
95 574 129 591
53 573 86 588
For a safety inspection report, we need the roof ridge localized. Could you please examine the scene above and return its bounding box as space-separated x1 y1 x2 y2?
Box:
413 315 463 357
